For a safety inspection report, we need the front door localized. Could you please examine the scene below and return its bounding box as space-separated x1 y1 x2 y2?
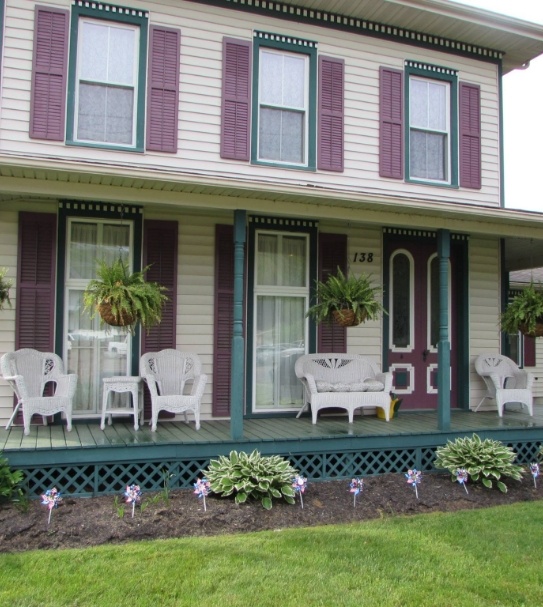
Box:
385 236 457 409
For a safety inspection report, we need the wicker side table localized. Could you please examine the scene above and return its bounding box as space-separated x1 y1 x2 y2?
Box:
101 376 143 431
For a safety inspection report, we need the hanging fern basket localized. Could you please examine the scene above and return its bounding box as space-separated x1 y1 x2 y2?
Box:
331 309 367 327
519 319 543 338
97 302 136 328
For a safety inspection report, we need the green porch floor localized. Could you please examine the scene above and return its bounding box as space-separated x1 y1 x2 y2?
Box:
1 406 542 497
2 406 542 452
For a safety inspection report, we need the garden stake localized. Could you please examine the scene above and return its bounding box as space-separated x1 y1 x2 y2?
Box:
124 484 142 518
194 478 211 511
455 468 469 494
530 463 539 488
41 487 62 526
292 475 307 509
405 469 422 499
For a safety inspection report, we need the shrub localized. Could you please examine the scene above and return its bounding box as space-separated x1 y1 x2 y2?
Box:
204 450 297 510
434 434 523 493
0 452 24 502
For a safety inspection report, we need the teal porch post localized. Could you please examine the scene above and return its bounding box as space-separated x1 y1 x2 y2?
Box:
437 229 451 431
230 210 246 441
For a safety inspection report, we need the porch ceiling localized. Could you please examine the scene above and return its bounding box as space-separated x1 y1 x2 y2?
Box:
1 163 543 271
225 0 543 73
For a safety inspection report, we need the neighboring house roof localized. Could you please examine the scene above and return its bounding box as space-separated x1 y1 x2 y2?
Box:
238 0 543 73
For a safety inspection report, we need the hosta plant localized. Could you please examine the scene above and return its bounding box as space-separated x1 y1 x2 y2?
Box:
204 450 297 510
434 434 523 493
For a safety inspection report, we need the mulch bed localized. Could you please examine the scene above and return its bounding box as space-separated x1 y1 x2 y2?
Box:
1 472 541 553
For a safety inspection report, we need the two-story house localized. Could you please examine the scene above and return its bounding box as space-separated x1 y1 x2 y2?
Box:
2 0 543 495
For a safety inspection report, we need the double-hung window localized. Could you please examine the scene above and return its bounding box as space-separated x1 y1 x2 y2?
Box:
67 3 148 151
409 77 450 182
405 64 457 186
252 33 317 170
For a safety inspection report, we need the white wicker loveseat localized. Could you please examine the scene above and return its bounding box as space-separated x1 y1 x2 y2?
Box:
294 353 393 424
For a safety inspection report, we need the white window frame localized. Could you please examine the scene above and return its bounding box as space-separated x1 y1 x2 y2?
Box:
408 75 451 184
252 230 310 413
257 47 310 167
73 17 139 147
389 249 415 353
64 217 134 416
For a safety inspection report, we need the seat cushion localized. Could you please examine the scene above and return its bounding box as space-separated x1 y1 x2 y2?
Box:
363 379 385 392
316 381 368 393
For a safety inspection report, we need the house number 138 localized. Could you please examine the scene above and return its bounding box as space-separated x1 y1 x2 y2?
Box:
352 252 374 262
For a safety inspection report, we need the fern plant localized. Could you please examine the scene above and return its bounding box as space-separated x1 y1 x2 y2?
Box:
204 450 297 510
83 258 168 333
434 434 523 493
0 267 12 311
500 284 543 336
306 267 385 326
0 452 24 502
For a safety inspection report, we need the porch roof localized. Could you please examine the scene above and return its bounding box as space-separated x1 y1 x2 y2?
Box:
213 0 543 74
2 160 543 270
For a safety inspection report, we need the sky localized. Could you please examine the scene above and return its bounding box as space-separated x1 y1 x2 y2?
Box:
449 1 543 211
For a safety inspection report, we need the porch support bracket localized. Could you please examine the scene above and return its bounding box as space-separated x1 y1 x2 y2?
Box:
230 210 247 441
437 229 451 431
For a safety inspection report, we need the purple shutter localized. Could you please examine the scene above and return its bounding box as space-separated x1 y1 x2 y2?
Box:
318 56 344 172
379 67 403 179
146 26 181 153
16 212 57 351
459 82 481 189
30 6 68 141
213 225 235 416
317 233 347 353
142 220 178 419
221 38 251 161
524 336 536 367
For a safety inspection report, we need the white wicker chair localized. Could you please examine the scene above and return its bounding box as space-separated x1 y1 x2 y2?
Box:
474 354 534 417
0 348 77 435
140 349 207 432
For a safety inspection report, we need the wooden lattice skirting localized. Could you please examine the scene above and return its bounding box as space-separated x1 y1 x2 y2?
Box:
15 439 542 498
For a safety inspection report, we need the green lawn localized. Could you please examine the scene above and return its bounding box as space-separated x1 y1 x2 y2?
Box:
1 502 542 607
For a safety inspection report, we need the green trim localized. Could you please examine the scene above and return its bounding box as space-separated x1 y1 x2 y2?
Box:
246 216 318 417
456 238 470 409
500 239 510 357
3 416 542 497
437 229 451 431
197 0 504 65
404 63 458 188
251 33 317 170
66 3 148 152
230 210 247 440
498 62 505 207
55 202 143 376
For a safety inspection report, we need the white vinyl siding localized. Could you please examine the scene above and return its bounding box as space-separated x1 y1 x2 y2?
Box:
0 211 17 424
1 0 501 207
469 237 501 410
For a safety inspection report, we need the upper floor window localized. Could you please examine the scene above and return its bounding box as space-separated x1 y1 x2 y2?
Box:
30 4 180 153
251 33 317 170
67 4 148 151
405 64 457 186
409 77 451 183
257 48 309 165
380 62 480 189
75 18 139 146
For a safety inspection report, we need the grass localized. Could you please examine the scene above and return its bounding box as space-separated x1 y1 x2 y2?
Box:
0 502 542 606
